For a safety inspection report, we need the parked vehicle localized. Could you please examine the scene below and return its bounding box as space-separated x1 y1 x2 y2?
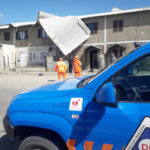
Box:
3 43 150 150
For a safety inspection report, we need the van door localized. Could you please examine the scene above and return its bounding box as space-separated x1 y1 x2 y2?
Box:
85 54 150 150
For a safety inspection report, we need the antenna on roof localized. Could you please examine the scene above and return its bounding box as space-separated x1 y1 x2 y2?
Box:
112 8 121 12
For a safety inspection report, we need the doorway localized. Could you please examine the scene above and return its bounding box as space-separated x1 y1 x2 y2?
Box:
90 50 98 69
106 44 125 66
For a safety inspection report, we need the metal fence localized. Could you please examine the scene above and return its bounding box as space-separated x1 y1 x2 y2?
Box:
0 55 70 72
0 55 47 72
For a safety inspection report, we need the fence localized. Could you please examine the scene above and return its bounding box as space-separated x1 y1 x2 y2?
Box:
0 55 69 72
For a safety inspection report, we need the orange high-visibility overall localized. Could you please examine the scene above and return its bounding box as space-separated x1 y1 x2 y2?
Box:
55 61 67 80
73 58 82 77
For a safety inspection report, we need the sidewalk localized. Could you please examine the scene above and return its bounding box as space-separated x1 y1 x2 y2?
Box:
0 70 96 78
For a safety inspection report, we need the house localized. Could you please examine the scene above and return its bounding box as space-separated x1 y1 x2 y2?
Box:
0 7 150 71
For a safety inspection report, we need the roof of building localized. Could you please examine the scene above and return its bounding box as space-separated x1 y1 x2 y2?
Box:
0 25 9 29
0 21 36 29
79 7 150 19
11 21 36 27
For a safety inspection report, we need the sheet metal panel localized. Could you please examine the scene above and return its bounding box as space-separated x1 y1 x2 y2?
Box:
38 12 91 55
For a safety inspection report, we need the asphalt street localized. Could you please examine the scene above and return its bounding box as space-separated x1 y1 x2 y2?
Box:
0 72 74 150
0 72 93 150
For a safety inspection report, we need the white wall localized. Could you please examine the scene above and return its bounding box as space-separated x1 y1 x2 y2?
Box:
2 44 16 69
0 46 4 71
16 46 52 67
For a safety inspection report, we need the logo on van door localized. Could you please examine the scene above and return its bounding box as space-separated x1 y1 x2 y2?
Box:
69 98 83 111
139 139 150 150
125 117 150 150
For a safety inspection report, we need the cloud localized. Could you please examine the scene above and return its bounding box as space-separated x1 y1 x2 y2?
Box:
0 13 5 25
0 13 4 19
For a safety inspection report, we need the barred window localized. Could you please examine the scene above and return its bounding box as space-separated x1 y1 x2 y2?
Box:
29 53 37 61
113 20 123 32
4 32 10 41
38 28 48 38
16 31 28 40
40 52 49 61
86 23 98 34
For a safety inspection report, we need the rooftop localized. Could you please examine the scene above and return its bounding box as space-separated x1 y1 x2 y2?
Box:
0 21 36 29
79 7 150 19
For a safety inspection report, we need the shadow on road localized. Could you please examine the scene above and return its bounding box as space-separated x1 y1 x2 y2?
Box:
0 134 20 150
48 80 56 82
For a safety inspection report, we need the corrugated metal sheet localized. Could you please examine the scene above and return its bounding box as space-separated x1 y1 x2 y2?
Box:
38 11 91 55
80 7 150 19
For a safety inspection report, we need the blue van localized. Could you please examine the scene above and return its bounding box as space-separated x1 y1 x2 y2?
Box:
3 43 150 150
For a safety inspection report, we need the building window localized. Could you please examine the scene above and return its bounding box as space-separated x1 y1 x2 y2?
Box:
38 28 48 38
16 31 28 40
40 52 49 61
29 52 37 61
4 32 10 41
113 20 123 32
86 23 98 34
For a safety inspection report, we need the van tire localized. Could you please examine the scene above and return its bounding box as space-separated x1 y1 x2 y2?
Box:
18 136 60 150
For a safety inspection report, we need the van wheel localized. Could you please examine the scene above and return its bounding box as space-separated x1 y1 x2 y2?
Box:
18 136 60 150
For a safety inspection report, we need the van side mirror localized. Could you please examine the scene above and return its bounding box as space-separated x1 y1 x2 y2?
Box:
95 82 117 107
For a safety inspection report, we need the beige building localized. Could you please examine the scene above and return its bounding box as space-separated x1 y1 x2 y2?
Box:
0 7 150 71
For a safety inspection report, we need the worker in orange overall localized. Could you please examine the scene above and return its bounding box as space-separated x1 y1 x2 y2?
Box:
73 56 82 77
55 58 67 80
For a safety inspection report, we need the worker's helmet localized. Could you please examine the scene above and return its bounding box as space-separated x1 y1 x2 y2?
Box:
74 56 78 59
59 58 63 61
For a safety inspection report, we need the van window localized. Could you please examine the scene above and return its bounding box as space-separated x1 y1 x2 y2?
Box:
114 54 150 102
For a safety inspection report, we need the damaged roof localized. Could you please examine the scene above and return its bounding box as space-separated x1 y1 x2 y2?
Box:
38 11 91 55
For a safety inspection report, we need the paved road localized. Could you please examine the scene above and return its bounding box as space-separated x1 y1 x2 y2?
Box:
0 72 64 150
0 72 93 150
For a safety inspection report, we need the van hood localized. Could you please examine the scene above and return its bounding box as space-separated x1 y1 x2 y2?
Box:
14 75 93 100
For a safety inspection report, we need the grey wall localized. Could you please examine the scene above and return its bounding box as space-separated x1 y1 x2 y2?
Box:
106 11 150 42
0 24 54 47
0 47 4 71
82 11 150 45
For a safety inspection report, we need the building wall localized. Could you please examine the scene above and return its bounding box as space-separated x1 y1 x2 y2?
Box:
15 24 53 47
0 47 4 71
0 24 54 47
82 11 150 46
106 11 150 43
82 16 105 44
0 24 56 70
0 27 14 45
79 10 150 69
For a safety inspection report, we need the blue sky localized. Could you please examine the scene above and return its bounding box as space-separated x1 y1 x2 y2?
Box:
0 0 150 24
